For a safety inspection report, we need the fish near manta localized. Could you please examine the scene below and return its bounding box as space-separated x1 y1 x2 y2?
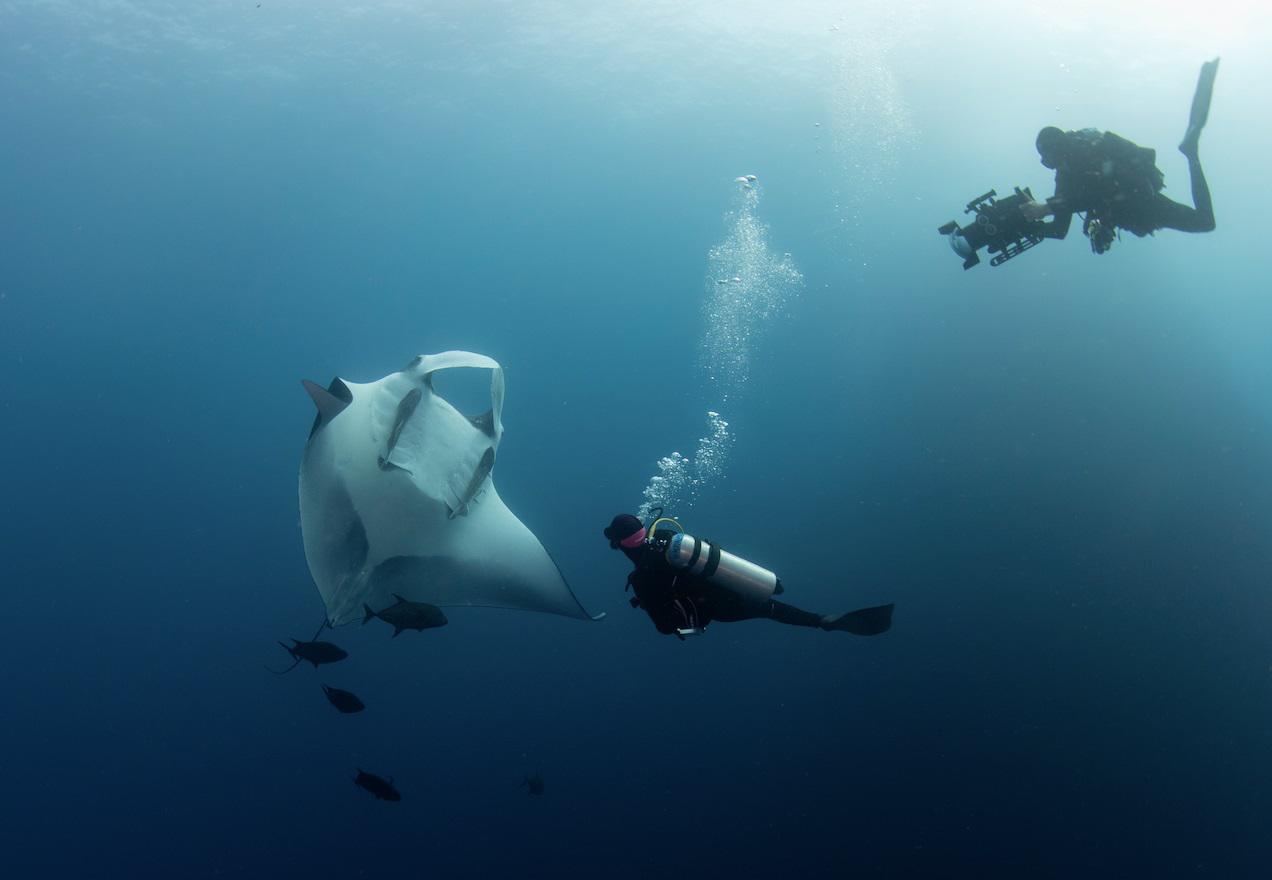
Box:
269 638 347 674
355 769 401 802
363 593 448 637
321 684 365 714
268 620 348 674
521 772 544 796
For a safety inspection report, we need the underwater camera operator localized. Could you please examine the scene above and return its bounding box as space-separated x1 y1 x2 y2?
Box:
940 58 1218 267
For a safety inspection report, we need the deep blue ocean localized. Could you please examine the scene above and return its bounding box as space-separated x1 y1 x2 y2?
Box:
3 2 1272 877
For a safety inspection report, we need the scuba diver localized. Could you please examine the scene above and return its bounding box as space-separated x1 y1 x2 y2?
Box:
1021 58 1219 254
604 513 894 640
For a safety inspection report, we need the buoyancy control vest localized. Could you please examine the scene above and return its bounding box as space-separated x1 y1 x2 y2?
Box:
1061 129 1165 238
644 518 780 605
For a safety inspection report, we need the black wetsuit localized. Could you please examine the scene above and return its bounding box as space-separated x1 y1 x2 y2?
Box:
621 541 822 636
1040 129 1214 241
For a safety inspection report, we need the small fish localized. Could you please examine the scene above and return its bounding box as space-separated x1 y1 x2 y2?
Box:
321 684 365 714
363 593 448 637
354 769 401 802
268 638 348 675
521 772 545 797
446 446 495 519
378 387 422 473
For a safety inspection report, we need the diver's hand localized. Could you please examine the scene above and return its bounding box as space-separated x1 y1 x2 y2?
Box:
1020 199 1051 221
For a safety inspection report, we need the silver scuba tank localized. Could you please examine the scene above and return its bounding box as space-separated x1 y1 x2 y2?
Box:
664 532 778 604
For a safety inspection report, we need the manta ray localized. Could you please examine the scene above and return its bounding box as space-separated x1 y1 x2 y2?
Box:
299 351 603 626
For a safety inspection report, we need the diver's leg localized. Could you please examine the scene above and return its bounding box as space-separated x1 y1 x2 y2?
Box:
820 603 895 635
1183 155 1215 231
1152 159 1215 234
701 587 888 632
766 600 825 628
730 596 896 632
700 590 823 627
769 598 897 633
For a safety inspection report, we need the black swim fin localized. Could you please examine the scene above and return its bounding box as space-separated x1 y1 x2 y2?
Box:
1181 58 1219 157
820 603 894 635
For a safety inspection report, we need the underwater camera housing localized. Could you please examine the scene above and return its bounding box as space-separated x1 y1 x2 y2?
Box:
938 187 1045 269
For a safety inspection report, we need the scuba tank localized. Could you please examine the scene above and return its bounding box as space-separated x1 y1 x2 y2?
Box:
647 517 779 605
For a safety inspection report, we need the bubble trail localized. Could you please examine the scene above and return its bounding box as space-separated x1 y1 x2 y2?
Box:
637 179 802 518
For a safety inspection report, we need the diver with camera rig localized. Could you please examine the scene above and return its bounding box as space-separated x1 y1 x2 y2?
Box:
603 512 894 639
939 58 1218 267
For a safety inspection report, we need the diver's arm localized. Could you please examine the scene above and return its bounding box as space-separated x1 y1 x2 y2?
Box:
1020 198 1051 221
1038 203 1073 240
1022 195 1073 239
630 569 686 635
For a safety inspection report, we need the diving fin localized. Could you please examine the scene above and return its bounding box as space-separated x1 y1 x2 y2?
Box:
820 603 894 636
1181 57 1219 157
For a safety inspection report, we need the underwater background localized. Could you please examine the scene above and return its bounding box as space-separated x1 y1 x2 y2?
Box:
3 1 1272 876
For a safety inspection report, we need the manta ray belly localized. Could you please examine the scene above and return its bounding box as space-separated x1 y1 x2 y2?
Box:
299 351 601 625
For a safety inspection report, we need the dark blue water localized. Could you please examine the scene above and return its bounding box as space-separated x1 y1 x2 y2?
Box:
3 3 1271 877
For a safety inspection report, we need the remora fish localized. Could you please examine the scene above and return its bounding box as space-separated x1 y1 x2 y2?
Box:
378 387 422 473
354 769 401 802
447 446 495 518
268 628 348 675
321 684 365 714
363 594 448 637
